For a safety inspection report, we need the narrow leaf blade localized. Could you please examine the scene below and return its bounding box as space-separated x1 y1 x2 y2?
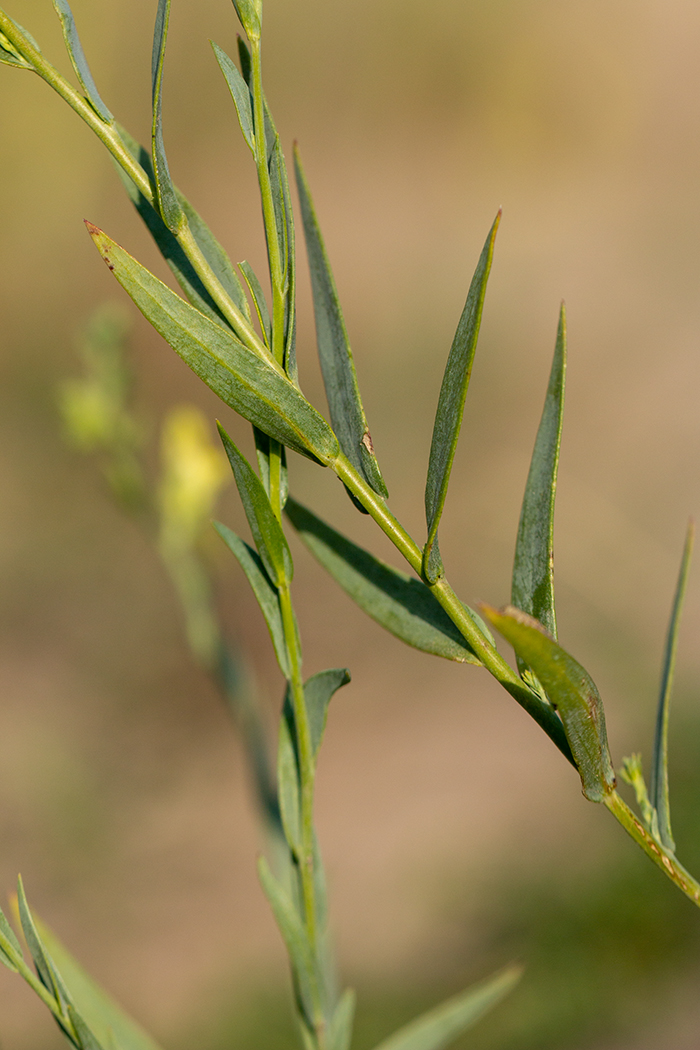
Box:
213 523 289 676
650 519 695 852
85 224 339 463
512 303 566 645
304 668 351 756
17 878 71 1016
285 499 491 664
240 261 272 347
294 146 387 498
0 906 23 972
34 917 164 1050
217 424 293 586
258 857 316 1025
371 965 521 1050
52 0 112 123
328 988 356 1050
150 0 184 232
212 42 255 153
482 606 616 801
278 708 302 854
423 213 500 583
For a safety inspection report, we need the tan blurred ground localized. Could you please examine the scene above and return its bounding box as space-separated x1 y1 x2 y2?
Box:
1 0 700 1047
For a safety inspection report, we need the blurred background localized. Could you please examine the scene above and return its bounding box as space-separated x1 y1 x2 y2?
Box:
1 0 700 1047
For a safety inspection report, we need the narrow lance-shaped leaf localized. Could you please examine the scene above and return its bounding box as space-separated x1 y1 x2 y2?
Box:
328 989 356 1050
217 424 293 587
423 213 500 583
85 224 339 464
258 857 317 1026
239 261 272 347
213 522 289 677
52 0 112 123
371 965 522 1050
0 905 23 972
278 708 302 854
33 915 165 1050
482 605 616 802
212 42 255 154
285 499 493 665
511 304 566 666
650 518 695 852
294 145 387 499
116 126 252 333
151 0 184 232
17 877 71 1017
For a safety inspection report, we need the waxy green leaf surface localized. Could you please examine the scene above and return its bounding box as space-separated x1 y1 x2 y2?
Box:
512 304 566 643
295 146 387 499
482 606 615 801
150 0 183 232
423 213 500 583
213 43 255 153
86 225 339 462
52 0 112 123
285 499 491 663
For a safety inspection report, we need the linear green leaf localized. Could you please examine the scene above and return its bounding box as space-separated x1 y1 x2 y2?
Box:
278 710 302 854
0 905 22 972
217 424 293 586
512 303 566 649
258 857 317 1025
150 0 184 232
34 916 164 1050
650 519 695 852
328 988 356 1050
17 877 71 1017
371 965 521 1050
213 522 289 676
116 126 251 332
482 606 615 801
285 499 491 664
67 1007 107 1050
294 146 387 499
304 668 351 756
212 43 255 153
85 224 339 463
423 213 500 583
52 0 112 123
239 261 272 347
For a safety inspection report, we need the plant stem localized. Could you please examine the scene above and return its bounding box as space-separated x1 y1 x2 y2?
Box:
332 452 574 763
604 790 700 907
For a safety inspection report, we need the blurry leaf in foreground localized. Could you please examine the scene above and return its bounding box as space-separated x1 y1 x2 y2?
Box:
328 988 356 1050
371 965 521 1050
482 605 615 802
158 407 228 552
650 519 695 853
423 213 500 584
285 499 491 664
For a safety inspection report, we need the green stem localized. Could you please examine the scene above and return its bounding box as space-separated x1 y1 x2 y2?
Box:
604 790 700 907
250 37 286 365
332 452 574 763
278 583 325 1035
0 11 272 363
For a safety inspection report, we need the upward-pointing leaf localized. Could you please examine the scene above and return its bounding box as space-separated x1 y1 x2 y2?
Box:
116 127 252 334
294 146 387 500
85 224 339 464
0 17 41 69
511 304 566 651
151 0 183 232
371 965 521 1050
52 0 112 123
212 43 255 154
33 916 164 1050
257 857 317 1026
423 213 500 583
217 425 293 587
285 499 492 664
650 519 695 852
482 605 616 802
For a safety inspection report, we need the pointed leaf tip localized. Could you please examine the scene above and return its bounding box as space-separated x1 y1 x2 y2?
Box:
423 212 500 583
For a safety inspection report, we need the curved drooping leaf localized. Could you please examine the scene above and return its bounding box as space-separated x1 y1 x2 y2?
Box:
304 668 351 756
115 127 251 333
52 0 112 123
423 213 500 583
371 966 521 1050
294 146 387 500
482 605 615 802
650 519 695 851
213 522 289 676
150 0 183 232
512 304 566 644
86 225 339 463
217 425 293 586
285 499 491 664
